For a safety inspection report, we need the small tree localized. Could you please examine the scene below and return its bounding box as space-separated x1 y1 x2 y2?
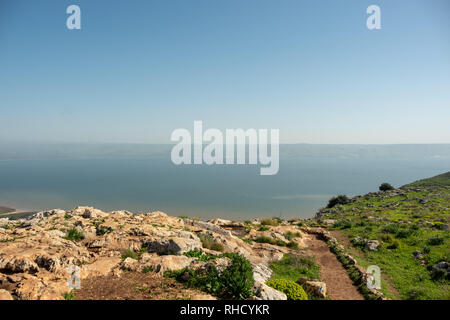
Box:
326 195 349 208
379 183 394 191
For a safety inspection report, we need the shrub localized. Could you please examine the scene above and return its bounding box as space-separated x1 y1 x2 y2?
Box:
284 231 302 241
143 266 153 274
287 241 299 249
198 232 224 252
62 291 75 300
183 250 215 262
260 218 279 226
426 236 444 246
266 279 308 300
65 228 85 242
165 253 254 299
96 225 113 236
405 287 426 300
430 268 447 280
333 220 353 229
387 240 399 250
254 236 286 247
121 249 139 260
422 245 431 254
382 224 400 234
395 229 413 239
379 183 394 191
326 195 349 208
258 226 270 232
219 253 255 299
380 234 393 242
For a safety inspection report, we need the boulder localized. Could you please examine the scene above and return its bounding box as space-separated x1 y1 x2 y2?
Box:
142 237 202 255
0 257 39 274
0 289 13 300
252 281 287 300
140 255 196 273
298 278 327 299
365 240 380 251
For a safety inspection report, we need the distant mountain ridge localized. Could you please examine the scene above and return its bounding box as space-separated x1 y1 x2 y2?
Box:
1 143 449 161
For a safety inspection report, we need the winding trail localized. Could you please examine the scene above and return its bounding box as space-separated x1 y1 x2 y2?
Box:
303 233 364 300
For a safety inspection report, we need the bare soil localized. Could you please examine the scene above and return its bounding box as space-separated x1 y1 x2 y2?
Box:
74 271 214 300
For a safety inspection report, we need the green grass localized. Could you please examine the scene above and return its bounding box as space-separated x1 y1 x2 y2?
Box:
197 232 224 252
62 291 75 300
269 254 320 282
405 172 450 187
64 228 85 242
121 249 139 260
317 179 450 300
254 236 286 247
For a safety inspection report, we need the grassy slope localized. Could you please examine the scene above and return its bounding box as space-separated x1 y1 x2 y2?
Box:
404 171 450 187
314 175 450 300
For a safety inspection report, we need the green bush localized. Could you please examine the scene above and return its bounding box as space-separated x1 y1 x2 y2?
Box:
198 232 224 252
395 229 413 239
426 236 444 246
65 228 85 242
379 183 395 191
387 240 399 250
121 249 139 260
219 253 255 299
382 224 400 234
333 220 353 229
284 231 302 241
183 250 215 262
266 279 308 300
287 241 299 249
96 225 113 236
258 226 270 232
327 195 349 208
62 291 75 300
254 236 286 247
166 253 254 300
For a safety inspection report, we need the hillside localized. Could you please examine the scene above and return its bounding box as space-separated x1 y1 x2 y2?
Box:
404 171 450 187
313 174 450 300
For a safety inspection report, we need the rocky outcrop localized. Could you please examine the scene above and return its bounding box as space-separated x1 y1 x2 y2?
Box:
297 277 327 299
0 206 297 300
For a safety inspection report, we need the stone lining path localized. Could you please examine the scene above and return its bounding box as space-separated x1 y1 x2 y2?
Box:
303 233 364 300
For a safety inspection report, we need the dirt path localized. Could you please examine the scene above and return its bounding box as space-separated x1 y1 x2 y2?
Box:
303 233 364 300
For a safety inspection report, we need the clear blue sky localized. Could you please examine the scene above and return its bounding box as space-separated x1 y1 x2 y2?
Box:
1 0 449 144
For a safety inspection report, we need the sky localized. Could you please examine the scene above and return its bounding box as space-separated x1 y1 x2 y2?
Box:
0 0 449 144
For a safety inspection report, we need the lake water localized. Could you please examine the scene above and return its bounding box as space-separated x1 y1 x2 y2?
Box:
1 146 448 220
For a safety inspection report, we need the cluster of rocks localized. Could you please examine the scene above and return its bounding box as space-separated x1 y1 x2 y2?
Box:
351 237 380 251
0 207 298 300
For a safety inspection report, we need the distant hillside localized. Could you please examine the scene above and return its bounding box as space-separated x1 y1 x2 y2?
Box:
404 172 450 187
0 206 15 214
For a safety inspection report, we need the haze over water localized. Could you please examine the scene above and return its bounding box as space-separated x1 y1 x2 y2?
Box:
1 144 449 220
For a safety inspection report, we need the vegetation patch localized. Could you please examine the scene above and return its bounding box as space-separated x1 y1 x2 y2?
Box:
266 279 308 300
65 228 85 242
270 254 320 281
197 232 224 252
165 253 254 299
